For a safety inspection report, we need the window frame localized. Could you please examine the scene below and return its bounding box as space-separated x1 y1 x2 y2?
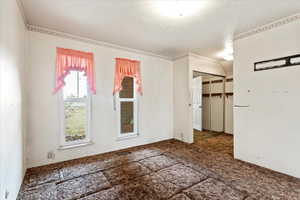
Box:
117 77 139 140
58 70 92 148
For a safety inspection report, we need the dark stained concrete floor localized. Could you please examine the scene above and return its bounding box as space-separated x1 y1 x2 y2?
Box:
18 139 300 200
193 130 234 156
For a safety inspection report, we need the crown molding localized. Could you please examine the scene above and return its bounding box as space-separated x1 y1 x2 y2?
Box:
234 13 300 41
174 52 222 65
174 53 227 75
188 53 221 65
172 53 190 61
27 25 172 61
173 53 225 72
16 0 28 27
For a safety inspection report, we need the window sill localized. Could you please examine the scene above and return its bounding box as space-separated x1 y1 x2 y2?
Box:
116 133 139 141
58 141 94 150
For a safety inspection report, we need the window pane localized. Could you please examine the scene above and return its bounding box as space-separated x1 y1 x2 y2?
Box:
78 71 88 98
63 71 78 99
63 70 89 143
63 71 88 99
119 77 134 98
64 100 87 142
120 101 134 133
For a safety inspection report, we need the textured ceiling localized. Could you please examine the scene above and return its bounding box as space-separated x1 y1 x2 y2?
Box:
22 0 300 61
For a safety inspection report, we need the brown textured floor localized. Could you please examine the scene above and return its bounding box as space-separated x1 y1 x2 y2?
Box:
193 130 234 157
18 139 300 200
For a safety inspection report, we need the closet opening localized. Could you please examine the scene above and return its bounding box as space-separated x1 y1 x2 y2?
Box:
192 71 234 157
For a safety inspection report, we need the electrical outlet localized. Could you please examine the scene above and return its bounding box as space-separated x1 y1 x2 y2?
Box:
5 190 9 199
47 151 55 159
180 132 184 140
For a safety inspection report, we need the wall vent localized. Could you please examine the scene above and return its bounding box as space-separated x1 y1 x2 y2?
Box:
255 54 300 71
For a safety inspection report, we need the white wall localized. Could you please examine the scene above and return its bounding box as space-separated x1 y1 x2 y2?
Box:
234 20 300 178
26 31 173 168
189 53 226 76
173 54 226 143
0 0 27 199
173 57 193 143
220 60 233 76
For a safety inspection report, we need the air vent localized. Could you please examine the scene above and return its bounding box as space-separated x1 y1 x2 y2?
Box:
255 54 300 71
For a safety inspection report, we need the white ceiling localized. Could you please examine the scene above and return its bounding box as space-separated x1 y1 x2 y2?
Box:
21 0 300 60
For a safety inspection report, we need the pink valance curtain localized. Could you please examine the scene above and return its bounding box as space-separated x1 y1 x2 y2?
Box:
53 47 96 94
113 58 143 95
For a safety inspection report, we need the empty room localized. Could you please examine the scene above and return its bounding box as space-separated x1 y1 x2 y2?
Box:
1 0 300 199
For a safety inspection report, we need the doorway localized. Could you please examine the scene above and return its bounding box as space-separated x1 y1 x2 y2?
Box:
192 71 233 157
192 74 202 131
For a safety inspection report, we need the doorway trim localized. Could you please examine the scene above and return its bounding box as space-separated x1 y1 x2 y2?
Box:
190 70 226 143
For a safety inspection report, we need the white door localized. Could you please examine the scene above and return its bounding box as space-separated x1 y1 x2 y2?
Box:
193 76 202 131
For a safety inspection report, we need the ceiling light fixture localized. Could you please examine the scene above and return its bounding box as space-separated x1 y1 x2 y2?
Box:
223 54 234 61
218 44 234 61
218 51 233 61
154 0 203 18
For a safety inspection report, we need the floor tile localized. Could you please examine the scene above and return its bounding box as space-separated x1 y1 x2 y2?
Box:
127 148 162 161
24 168 60 187
114 179 162 200
170 193 192 200
135 173 181 199
60 154 138 181
139 155 178 171
156 164 207 188
17 183 57 200
245 195 273 200
183 178 247 200
60 161 104 180
103 162 151 185
57 172 111 200
80 187 120 200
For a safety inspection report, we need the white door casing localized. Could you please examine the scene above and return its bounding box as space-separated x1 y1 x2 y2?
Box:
225 95 233 134
193 76 202 131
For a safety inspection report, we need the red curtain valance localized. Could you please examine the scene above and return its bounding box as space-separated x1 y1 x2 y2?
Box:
113 58 143 95
53 47 96 94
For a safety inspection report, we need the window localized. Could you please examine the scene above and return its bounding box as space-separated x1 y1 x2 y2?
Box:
60 71 91 147
117 77 138 139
